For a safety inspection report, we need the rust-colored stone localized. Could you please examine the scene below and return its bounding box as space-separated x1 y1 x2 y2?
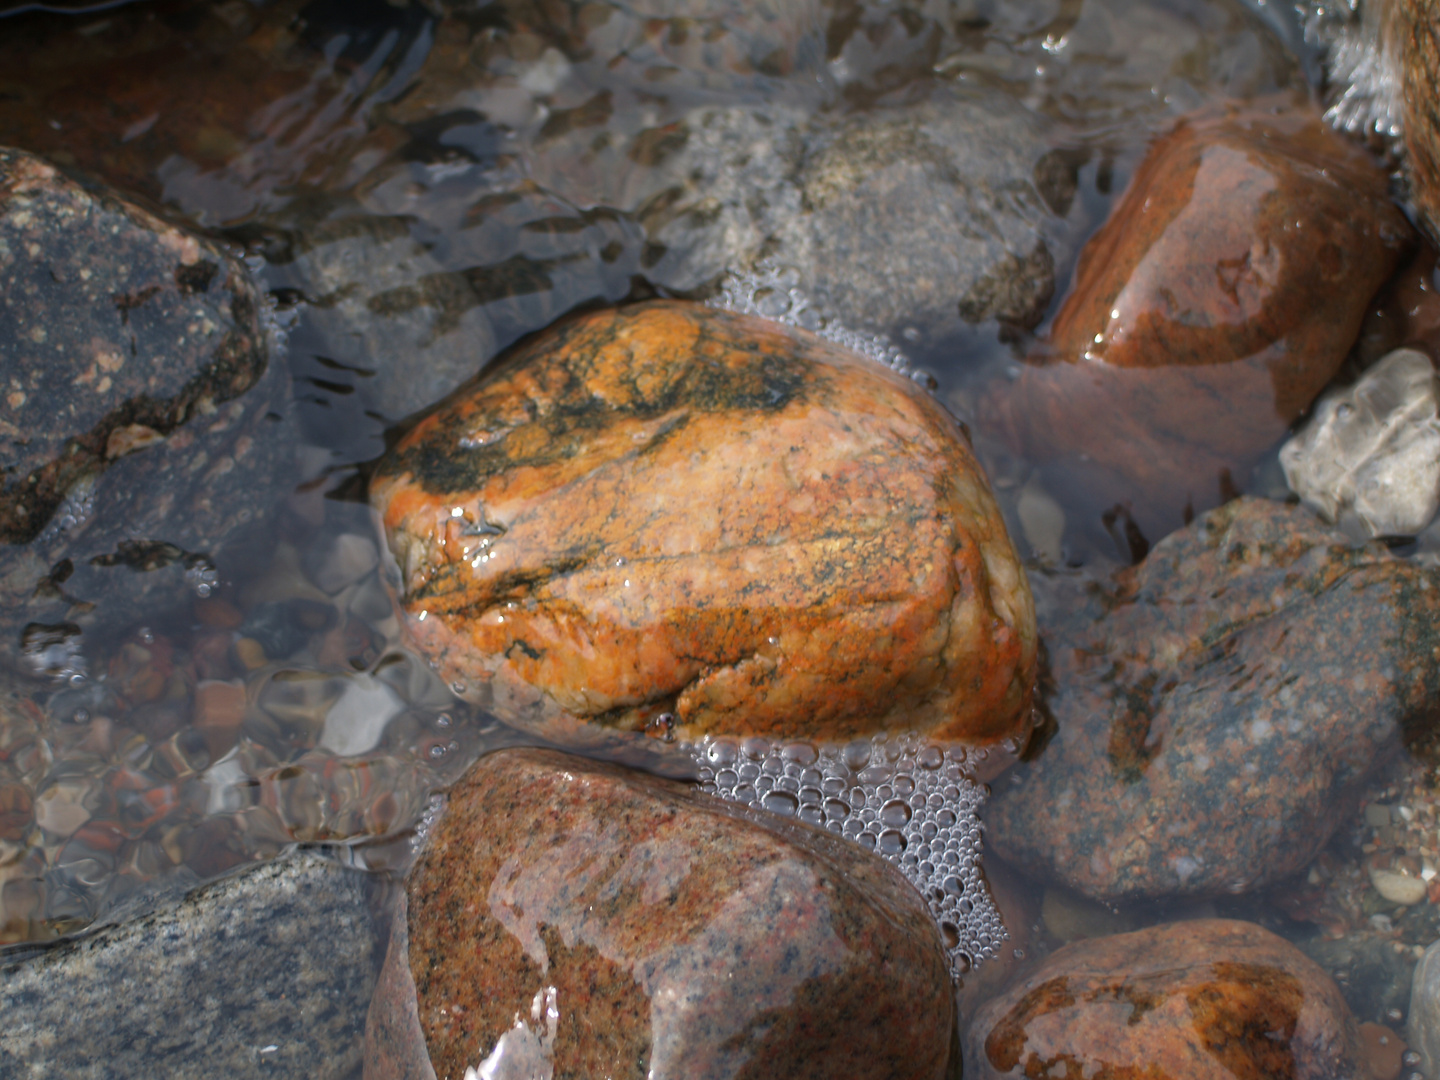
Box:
966 920 1365 1080
1400 0 1440 245
983 103 1411 545
364 747 954 1080
371 300 1036 747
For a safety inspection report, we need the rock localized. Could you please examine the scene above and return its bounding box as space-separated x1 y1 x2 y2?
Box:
1408 937 1440 1078
371 300 1036 748
987 497 1440 903
1371 865 1430 906
0 147 293 663
1398 0 1440 245
965 919 1366 1080
1359 1021 1408 1080
1282 348 1440 537
981 103 1412 546
364 747 954 1080
529 88 1064 340
0 849 381 1079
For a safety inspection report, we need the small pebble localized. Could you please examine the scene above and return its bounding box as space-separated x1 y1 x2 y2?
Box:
1360 1022 1407 1080
1371 866 1429 906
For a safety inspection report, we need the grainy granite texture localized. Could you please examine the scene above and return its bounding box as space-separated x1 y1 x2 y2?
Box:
982 103 1411 545
0 147 294 663
965 919 1365 1080
365 747 954 1080
1400 0 1440 245
987 497 1440 901
371 300 1036 747
0 849 381 1079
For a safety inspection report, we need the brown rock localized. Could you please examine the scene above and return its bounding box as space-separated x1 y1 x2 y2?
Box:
370 300 1036 747
987 497 1440 902
965 919 1366 1080
0 147 293 663
364 747 954 1080
1399 0 1440 246
982 103 1411 546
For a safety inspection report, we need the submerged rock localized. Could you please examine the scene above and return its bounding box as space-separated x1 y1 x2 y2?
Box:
965 919 1366 1080
364 747 954 1080
371 300 1036 748
0 849 381 1079
0 147 293 663
982 103 1411 546
988 497 1440 902
1408 938 1440 1079
1281 347 1440 537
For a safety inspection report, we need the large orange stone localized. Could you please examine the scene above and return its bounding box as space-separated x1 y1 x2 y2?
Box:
370 300 1036 747
983 103 1412 546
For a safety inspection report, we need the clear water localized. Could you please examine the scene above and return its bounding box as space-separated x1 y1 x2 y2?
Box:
0 0 1432 1069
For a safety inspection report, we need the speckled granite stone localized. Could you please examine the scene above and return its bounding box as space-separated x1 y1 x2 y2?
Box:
365 747 954 1080
965 920 1365 1080
0 147 294 662
988 497 1440 902
0 849 381 1079
371 300 1035 750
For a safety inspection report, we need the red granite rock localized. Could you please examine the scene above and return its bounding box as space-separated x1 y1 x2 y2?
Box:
364 747 954 1080
965 919 1366 1080
982 103 1411 546
371 300 1036 749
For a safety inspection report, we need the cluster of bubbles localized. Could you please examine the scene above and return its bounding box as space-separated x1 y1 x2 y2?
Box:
685 731 1005 980
1297 0 1406 142
708 260 933 388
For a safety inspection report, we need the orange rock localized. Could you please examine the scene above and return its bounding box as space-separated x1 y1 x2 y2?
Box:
1359 1021 1406 1080
983 103 1411 546
966 919 1366 1080
371 300 1036 747
193 679 248 760
1399 0 1440 245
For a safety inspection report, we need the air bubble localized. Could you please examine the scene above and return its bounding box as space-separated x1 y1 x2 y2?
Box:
880 799 913 828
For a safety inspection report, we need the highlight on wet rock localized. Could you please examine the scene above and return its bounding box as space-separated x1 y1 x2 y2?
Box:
364 747 955 1080
370 299 1037 751
981 101 1412 548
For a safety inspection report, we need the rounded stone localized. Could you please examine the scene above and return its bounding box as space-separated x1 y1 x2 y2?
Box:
371 300 1036 747
965 919 1366 1080
983 103 1412 545
364 746 955 1080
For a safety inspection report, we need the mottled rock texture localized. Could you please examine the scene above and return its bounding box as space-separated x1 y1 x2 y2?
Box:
0 147 292 661
364 747 954 1080
965 919 1366 1080
983 104 1411 545
1400 0 1440 245
988 497 1440 902
372 300 1036 747
0 849 380 1080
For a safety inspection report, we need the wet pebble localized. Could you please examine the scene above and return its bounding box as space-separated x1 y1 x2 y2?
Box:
965 919 1367 1080
989 497 1440 902
1409 937 1440 1079
364 747 954 1080
371 300 1036 749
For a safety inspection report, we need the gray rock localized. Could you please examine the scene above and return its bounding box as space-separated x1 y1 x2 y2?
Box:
0 849 383 1080
1281 348 1440 538
1410 938 1440 1078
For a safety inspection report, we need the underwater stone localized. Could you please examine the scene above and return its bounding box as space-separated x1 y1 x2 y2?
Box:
988 497 1440 902
981 103 1412 546
364 747 954 1080
371 300 1036 749
1408 937 1440 1080
965 919 1366 1080
1281 348 1440 537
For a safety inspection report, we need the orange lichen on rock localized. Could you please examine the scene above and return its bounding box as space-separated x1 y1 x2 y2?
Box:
371 300 1036 746
983 102 1412 545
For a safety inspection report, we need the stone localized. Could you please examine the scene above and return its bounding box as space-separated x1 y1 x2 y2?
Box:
0 146 294 665
964 919 1366 1080
980 103 1412 546
1398 0 1440 246
528 88 1064 340
0 849 381 1079
371 300 1036 748
363 747 954 1080
1359 1021 1407 1080
1282 348 1440 537
1370 865 1430 906
1408 937 1440 1079
987 497 1440 903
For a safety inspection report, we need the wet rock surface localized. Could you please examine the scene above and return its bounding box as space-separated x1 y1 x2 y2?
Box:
371 300 1036 747
988 497 1440 902
364 746 954 1080
0 146 293 663
965 919 1366 1080
1409 937 1440 1078
982 104 1411 545
1399 0 1440 245
0 848 381 1080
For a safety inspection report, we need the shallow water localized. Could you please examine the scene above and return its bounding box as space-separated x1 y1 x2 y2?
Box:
0 0 1436 1070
